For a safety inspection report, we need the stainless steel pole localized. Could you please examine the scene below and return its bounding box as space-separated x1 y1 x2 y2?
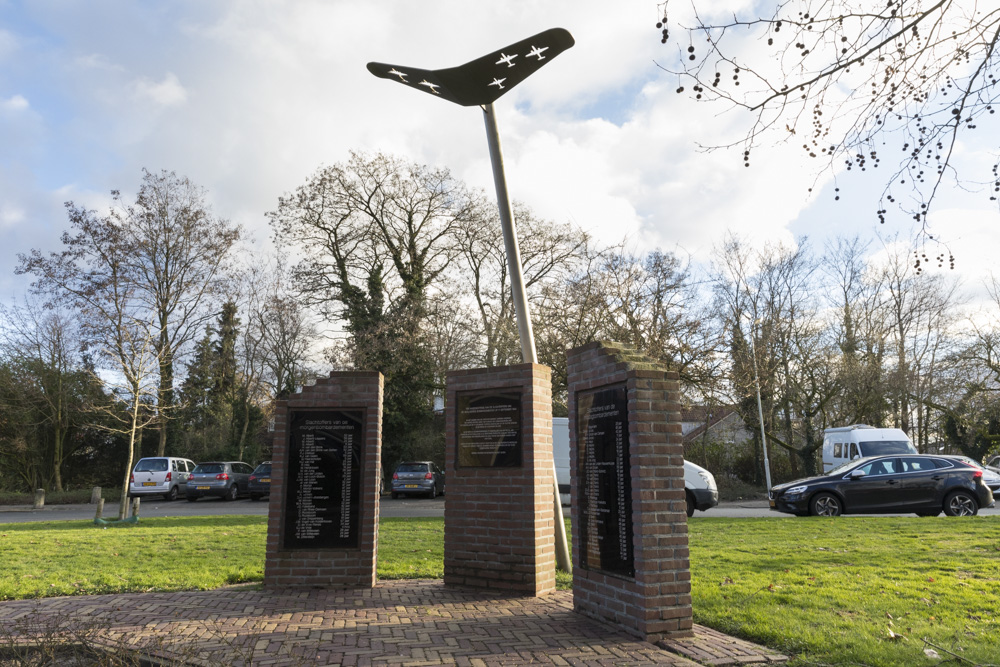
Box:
482 103 571 573
482 103 537 364
749 325 773 491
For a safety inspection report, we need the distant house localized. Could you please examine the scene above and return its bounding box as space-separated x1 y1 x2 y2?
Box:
680 405 753 448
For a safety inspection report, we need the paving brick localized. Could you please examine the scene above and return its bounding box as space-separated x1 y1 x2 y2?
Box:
0 581 785 666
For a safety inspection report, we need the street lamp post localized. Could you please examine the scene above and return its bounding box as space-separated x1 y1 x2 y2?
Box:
367 28 575 572
747 321 773 491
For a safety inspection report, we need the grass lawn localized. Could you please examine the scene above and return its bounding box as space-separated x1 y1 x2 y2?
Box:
1 515 998 666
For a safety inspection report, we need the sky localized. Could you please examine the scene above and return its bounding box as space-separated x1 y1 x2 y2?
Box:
1 0 998 310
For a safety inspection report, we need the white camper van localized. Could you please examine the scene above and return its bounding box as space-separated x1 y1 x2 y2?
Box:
822 424 917 472
552 417 717 516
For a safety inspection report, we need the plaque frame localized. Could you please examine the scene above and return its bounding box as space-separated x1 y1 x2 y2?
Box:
282 408 365 550
455 391 523 468
576 382 634 578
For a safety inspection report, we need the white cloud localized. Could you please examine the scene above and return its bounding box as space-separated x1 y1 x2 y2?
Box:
133 72 188 106
2 94 29 111
0 204 25 229
0 0 996 307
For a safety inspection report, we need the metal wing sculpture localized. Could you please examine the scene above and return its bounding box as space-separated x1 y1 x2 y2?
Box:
367 27 574 107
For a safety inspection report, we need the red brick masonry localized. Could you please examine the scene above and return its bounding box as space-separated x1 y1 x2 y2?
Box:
265 371 383 589
567 342 693 641
0 582 788 666
444 364 555 595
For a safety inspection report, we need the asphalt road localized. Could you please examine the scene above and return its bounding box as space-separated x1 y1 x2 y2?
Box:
2 497 996 523
0 495 446 524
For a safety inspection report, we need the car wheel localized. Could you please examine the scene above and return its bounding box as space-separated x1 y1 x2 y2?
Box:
429 484 438 499
944 490 978 516
809 492 842 517
685 492 695 518
225 484 238 501
164 486 178 502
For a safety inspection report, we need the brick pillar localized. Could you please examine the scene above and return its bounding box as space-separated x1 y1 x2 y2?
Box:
444 364 555 596
567 342 692 640
265 371 383 589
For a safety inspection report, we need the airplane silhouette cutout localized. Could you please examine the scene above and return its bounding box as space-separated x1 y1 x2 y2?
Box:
526 45 548 60
496 52 518 67
367 27 574 106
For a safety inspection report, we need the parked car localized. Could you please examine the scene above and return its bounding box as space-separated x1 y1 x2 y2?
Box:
769 454 995 517
248 461 272 501
553 417 717 516
986 455 1000 475
128 457 196 501
391 461 445 499
684 460 719 517
943 456 1000 494
185 461 255 501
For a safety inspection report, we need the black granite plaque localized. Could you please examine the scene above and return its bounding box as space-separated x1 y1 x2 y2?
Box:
456 392 522 468
577 384 633 577
283 410 363 549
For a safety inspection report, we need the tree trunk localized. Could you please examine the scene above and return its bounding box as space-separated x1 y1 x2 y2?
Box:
157 351 173 456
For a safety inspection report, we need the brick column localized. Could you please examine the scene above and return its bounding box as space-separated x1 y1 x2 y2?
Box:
265 371 383 589
444 364 555 596
567 342 692 640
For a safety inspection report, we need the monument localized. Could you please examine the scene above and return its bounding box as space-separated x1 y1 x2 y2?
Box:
567 341 693 640
264 371 383 589
444 364 556 595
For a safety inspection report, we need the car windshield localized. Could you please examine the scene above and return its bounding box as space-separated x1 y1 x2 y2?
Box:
134 459 167 472
193 463 224 474
859 440 912 456
396 463 428 473
254 464 271 474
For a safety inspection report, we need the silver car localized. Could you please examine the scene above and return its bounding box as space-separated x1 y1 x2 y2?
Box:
185 461 255 501
129 457 196 501
390 461 445 499
945 456 1000 494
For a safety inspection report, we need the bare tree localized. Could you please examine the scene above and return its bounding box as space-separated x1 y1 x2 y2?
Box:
591 247 722 392
114 170 243 457
878 239 961 436
713 235 835 475
0 299 91 491
453 196 590 368
17 209 162 519
269 152 473 466
658 0 1000 240
241 255 321 401
822 236 892 425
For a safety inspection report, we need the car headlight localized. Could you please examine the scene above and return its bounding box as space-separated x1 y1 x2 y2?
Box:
697 470 717 489
785 485 808 496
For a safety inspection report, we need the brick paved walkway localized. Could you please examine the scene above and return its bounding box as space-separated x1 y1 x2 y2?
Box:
0 581 787 666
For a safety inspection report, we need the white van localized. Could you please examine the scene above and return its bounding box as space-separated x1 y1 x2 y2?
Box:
552 417 718 516
822 425 916 472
